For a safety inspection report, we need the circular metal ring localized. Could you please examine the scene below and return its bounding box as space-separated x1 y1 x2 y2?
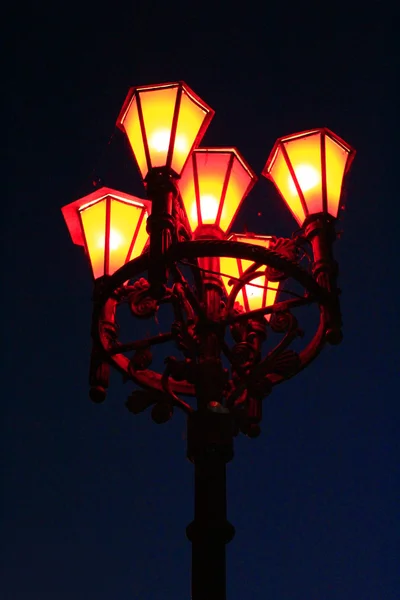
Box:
100 240 329 306
94 240 329 397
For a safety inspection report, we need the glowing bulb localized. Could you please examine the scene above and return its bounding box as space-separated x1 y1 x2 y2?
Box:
109 229 122 251
150 129 171 153
149 130 188 154
246 276 264 300
97 228 122 251
289 164 320 194
190 194 219 224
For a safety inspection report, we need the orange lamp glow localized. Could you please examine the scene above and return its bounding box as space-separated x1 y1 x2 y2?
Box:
61 187 150 279
178 148 256 235
116 82 214 180
219 234 280 315
262 128 355 225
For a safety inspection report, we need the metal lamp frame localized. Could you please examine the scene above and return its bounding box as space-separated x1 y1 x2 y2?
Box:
65 83 355 600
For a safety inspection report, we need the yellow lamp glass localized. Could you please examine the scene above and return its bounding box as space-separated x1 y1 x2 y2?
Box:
61 187 150 279
117 82 214 179
219 234 280 316
262 128 355 225
325 135 351 217
178 148 256 235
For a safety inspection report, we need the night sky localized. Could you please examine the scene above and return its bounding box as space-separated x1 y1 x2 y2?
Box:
4 4 399 599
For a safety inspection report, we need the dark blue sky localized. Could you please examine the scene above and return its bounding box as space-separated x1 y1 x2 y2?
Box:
3 4 399 599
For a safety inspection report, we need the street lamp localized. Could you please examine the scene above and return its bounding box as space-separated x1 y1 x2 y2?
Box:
179 147 256 237
117 81 214 179
220 233 281 315
262 127 355 225
62 187 150 278
62 81 355 600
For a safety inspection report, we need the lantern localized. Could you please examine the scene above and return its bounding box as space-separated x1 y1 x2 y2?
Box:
178 148 256 236
116 81 214 180
219 234 280 315
62 187 150 279
262 128 355 226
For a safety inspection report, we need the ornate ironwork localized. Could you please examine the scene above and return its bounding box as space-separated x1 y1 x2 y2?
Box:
266 237 300 281
88 232 339 434
128 278 158 319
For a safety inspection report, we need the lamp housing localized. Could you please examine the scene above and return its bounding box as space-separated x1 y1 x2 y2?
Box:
262 128 355 226
117 81 214 180
62 187 150 279
178 148 256 237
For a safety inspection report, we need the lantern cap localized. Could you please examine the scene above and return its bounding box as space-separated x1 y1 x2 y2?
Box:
117 81 214 129
263 127 355 178
61 186 151 247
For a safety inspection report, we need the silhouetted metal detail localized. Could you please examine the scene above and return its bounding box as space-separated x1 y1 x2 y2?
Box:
266 237 300 281
129 347 152 372
128 278 158 318
93 234 338 417
88 225 343 600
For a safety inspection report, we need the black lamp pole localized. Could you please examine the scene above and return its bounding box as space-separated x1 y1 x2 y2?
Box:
187 410 234 600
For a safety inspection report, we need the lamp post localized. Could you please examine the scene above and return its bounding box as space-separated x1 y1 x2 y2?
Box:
62 82 355 599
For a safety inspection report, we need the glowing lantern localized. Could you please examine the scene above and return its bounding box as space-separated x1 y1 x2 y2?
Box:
179 148 256 235
62 187 150 279
116 81 214 180
219 234 280 315
262 128 355 226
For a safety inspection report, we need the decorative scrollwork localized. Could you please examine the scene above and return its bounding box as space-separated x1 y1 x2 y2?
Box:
230 302 248 343
269 310 298 333
266 237 300 281
230 342 257 369
129 347 152 371
171 320 197 356
267 349 301 377
96 239 329 425
128 278 158 319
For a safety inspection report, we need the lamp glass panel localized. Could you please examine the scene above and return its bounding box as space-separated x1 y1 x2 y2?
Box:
238 237 277 312
108 200 148 275
241 262 264 311
140 86 178 169
268 147 306 225
122 97 148 179
220 157 252 233
80 199 107 279
178 157 198 231
219 254 246 308
284 133 322 216
220 236 279 315
196 152 230 225
127 208 149 261
325 135 349 218
171 90 208 175
241 261 279 313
